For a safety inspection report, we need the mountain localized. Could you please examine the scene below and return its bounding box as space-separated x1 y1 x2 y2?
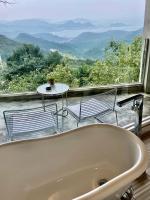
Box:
109 23 128 27
125 29 143 40
0 35 21 59
15 33 76 54
71 29 142 45
0 19 52 38
56 20 95 30
0 28 143 60
13 28 144 59
0 19 95 38
69 29 143 58
33 33 70 43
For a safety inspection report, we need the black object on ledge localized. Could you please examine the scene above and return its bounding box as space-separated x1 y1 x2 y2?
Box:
46 86 51 91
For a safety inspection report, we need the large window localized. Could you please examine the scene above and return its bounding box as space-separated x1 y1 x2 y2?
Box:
0 0 145 93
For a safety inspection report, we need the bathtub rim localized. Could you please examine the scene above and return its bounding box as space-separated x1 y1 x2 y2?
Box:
0 124 148 200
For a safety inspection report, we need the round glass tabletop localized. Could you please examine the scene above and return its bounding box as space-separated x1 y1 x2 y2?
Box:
37 83 69 95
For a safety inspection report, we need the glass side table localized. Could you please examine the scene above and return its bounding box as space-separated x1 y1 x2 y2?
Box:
37 83 69 115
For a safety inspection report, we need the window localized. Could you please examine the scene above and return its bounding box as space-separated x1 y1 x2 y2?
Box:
0 0 145 93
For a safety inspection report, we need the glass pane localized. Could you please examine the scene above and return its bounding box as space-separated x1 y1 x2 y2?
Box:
0 0 145 93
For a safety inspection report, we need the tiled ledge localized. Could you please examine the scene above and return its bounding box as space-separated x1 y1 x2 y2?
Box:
0 83 143 102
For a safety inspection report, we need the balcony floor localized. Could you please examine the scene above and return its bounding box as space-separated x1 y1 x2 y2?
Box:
0 93 150 142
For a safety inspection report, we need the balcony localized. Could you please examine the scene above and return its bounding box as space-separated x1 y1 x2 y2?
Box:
0 86 149 141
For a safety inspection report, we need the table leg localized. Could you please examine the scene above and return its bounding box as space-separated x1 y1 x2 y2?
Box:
65 92 68 106
42 95 46 111
62 92 68 117
61 92 69 131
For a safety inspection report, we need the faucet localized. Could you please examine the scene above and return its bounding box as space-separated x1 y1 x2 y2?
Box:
117 94 144 137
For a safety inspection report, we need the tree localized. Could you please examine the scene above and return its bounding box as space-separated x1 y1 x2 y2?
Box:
4 44 45 80
105 40 122 55
90 37 142 85
47 64 78 87
90 60 117 85
6 70 48 92
0 36 142 92
104 37 142 83
76 64 91 87
45 51 63 69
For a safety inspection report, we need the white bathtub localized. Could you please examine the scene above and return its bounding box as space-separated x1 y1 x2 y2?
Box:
0 124 148 200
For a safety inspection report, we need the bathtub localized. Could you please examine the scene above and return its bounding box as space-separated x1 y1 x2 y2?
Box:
0 124 148 200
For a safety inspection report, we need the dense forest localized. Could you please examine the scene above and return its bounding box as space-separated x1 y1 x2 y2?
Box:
0 36 142 93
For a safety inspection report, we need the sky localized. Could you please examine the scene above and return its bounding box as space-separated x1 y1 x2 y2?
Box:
0 0 146 24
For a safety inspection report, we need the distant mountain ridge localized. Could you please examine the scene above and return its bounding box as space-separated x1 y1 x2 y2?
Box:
68 29 143 58
0 19 95 38
33 33 70 43
110 23 128 27
0 35 21 59
15 28 142 59
15 33 76 54
0 18 143 40
70 29 143 44
0 27 143 59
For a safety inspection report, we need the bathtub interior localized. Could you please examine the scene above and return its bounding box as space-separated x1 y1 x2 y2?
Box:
0 125 141 200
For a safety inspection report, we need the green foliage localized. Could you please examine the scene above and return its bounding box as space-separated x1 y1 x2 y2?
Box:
5 44 45 80
105 40 122 55
6 70 48 92
47 64 79 87
102 36 142 83
0 36 143 93
89 61 115 85
0 59 7 70
0 27 142 59
45 51 63 68
0 35 21 59
76 64 92 87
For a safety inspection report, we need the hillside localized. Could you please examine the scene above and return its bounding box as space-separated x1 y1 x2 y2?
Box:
70 29 142 46
33 33 69 43
69 29 143 58
0 35 21 59
15 33 76 54
0 28 143 60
